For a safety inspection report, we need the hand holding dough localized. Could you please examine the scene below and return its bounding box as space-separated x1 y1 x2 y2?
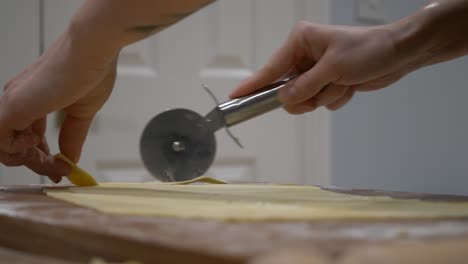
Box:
55 153 98 186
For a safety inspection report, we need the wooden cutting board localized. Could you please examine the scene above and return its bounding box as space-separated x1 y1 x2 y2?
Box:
1 185 468 264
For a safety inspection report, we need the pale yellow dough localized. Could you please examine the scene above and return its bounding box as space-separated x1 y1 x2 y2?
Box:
55 153 98 187
45 178 468 221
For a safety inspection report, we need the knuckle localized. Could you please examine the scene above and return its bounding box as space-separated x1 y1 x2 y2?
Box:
314 93 329 105
338 85 349 94
0 133 39 154
293 21 315 42
0 136 12 152
325 50 343 71
3 78 15 92
16 133 41 148
327 85 348 99
283 105 296 115
321 44 343 68
0 91 15 125
294 20 312 32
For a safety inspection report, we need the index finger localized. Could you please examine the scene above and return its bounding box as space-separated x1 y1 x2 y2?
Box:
23 147 70 177
229 33 297 98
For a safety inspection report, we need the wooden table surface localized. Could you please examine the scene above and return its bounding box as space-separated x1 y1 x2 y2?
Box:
1 185 468 264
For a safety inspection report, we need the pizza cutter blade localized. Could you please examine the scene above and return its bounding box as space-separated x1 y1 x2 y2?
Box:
139 109 216 182
140 75 298 182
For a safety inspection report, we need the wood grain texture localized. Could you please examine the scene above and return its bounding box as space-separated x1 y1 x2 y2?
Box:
1 185 468 263
0 246 77 264
338 239 468 264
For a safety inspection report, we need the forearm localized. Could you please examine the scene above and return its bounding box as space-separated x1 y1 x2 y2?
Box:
389 0 468 69
64 0 214 62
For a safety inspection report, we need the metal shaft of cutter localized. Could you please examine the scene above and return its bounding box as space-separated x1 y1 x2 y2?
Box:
204 75 298 132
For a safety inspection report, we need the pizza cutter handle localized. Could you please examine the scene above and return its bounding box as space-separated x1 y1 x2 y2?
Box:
218 75 298 127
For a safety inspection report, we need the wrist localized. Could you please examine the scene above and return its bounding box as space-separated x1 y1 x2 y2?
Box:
65 15 123 66
387 0 468 70
385 7 435 72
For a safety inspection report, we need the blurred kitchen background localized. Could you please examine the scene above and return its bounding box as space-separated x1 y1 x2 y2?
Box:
1 0 467 195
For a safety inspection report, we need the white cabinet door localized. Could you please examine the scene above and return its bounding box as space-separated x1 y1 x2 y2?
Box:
0 1 40 185
44 0 331 184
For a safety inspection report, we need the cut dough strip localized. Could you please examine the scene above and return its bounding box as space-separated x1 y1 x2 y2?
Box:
55 153 98 187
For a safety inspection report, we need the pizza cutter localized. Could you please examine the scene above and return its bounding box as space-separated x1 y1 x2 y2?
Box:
140 75 298 182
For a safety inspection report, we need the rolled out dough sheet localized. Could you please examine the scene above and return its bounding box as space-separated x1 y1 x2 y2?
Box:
45 181 468 221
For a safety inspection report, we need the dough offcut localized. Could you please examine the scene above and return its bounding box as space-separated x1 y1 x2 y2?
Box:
45 182 468 221
55 154 98 187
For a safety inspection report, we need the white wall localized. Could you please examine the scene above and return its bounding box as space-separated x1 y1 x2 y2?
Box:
0 1 41 185
329 0 468 195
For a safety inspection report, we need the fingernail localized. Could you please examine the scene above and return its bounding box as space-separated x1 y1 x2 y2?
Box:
298 104 316 114
298 107 311 114
52 176 62 184
48 175 59 184
306 101 317 111
71 155 80 164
